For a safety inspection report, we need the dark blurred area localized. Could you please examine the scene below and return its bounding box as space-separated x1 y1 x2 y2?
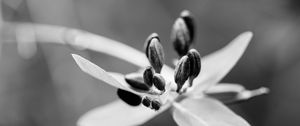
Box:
1 0 300 126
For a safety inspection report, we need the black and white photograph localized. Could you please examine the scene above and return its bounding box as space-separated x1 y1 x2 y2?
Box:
0 0 299 126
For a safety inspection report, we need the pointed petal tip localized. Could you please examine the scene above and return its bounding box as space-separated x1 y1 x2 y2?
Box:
71 54 87 71
71 53 78 57
259 87 270 94
71 54 82 65
237 86 270 100
71 54 130 90
243 31 253 37
71 54 82 63
251 86 270 96
240 31 253 42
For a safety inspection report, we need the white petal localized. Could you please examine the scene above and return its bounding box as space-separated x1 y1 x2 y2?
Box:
191 32 253 94
202 83 246 104
75 33 149 68
172 102 208 126
77 33 176 78
205 83 245 94
173 98 250 126
235 87 269 101
203 84 269 104
72 54 127 90
78 100 171 126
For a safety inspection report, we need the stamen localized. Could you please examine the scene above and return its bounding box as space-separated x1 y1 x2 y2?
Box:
187 49 201 87
144 33 159 58
125 73 150 91
142 96 151 107
151 100 161 111
180 10 195 42
117 89 142 106
147 37 165 73
153 73 166 91
171 18 191 56
174 56 191 92
143 66 154 87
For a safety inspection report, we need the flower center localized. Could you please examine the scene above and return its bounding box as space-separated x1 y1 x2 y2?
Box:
118 10 201 111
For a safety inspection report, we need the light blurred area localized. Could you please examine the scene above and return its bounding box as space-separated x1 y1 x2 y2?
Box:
0 0 300 126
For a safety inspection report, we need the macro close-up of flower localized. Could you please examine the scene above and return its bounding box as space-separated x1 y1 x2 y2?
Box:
2 1 300 126
72 10 269 126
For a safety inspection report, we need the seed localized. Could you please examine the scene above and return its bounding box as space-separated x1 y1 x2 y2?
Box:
151 100 161 111
142 96 151 107
117 89 142 106
174 55 190 92
144 33 159 58
187 49 201 78
180 10 195 43
153 73 166 91
143 66 154 87
147 38 165 73
125 73 150 91
171 18 191 56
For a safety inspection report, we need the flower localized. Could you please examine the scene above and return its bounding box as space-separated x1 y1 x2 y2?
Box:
71 10 269 126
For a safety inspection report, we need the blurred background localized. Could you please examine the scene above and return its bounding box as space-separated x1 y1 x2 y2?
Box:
0 0 300 126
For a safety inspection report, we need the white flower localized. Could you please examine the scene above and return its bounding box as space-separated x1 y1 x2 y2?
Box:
71 10 268 126
72 31 269 126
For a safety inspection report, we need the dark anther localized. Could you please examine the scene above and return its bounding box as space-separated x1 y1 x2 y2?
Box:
125 73 150 91
180 10 195 43
144 33 160 58
143 66 154 87
174 55 191 92
117 89 142 106
153 73 166 91
171 18 191 56
151 100 161 111
142 96 151 107
187 49 201 87
147 37 165 73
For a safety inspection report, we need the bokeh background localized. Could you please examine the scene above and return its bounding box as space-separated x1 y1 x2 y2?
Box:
1 0 300 126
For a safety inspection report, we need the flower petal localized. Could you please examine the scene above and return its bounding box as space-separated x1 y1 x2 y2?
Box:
72 54 127 90
75 33 150 68
76 33 176 77
204 84 269 104
191 32 253 94
235 87 269 102
172 102 208 126
205 83 245 94
78 100 171 126
173 98 250 126
204 83 246 104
